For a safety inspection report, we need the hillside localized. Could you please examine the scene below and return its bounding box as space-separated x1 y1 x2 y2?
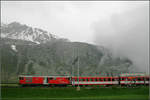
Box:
1 22 132 83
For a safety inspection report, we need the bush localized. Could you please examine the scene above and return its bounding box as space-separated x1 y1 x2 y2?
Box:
111 85 118 89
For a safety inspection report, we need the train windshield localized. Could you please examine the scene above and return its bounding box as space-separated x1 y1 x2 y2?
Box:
19 77 24 80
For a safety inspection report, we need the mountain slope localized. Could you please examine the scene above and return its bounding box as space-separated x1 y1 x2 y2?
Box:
1 22 133 83
1 38 132 83
1 22 64 44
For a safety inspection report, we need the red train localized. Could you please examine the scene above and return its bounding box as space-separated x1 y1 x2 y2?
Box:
19 74 149 87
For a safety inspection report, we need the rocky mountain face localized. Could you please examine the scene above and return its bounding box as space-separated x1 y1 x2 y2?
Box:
1 22 65 44
1 22 133 83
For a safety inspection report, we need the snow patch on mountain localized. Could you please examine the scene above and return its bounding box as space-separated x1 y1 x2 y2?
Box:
11 45 17 52
1 22 62 44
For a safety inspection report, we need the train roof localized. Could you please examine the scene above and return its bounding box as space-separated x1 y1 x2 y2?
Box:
18 75 71 77
19 74 149 78
18 75 118 78
120 73 149 76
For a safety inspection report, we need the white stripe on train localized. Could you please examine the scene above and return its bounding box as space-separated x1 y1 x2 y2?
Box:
120 81 149 84
72 81 118 85
72 81 149 85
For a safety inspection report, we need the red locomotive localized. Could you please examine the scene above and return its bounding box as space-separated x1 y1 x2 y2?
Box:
19 76 71 86
19 73 149 87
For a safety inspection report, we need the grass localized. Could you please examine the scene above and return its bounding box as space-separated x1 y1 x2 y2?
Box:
1 86 149 100
0 83 19 87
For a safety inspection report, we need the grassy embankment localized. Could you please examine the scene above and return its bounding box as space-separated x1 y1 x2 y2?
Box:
1 85 149 100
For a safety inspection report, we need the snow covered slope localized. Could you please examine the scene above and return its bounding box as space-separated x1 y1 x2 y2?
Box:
1 22 59 44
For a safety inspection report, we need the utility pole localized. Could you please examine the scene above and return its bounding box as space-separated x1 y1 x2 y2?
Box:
77 47 80 91
0 24 2 85
72 47 74 87
77 50 79 87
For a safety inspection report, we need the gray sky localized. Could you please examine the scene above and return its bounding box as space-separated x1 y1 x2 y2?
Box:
1 1 149 73
1 1 148 44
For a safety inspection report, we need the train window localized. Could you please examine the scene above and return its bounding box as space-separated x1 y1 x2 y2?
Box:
103 78 106 81
122 78 125 81
112 78 115 81
95 79 98 81
19 77 24 80
66 78 70 80
49 78 53 80
80 79 83 81
146 78 149 81
108 78 111 81
90 78 92 81
138 77 143 81
137 77 141 81
86 79 89 81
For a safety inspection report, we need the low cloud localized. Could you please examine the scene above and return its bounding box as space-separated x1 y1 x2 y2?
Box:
93 5 149 73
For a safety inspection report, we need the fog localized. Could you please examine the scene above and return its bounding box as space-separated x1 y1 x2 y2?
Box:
93 5 149 73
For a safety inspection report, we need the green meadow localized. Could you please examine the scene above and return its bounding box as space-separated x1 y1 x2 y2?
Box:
1 86 149 100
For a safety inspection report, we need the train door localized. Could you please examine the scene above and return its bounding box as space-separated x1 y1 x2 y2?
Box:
118 76 120 85
43 77 48 84
66 77 72 84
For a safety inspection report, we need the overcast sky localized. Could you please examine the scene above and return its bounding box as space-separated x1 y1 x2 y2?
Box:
1 1 149 73
1 1 148 44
